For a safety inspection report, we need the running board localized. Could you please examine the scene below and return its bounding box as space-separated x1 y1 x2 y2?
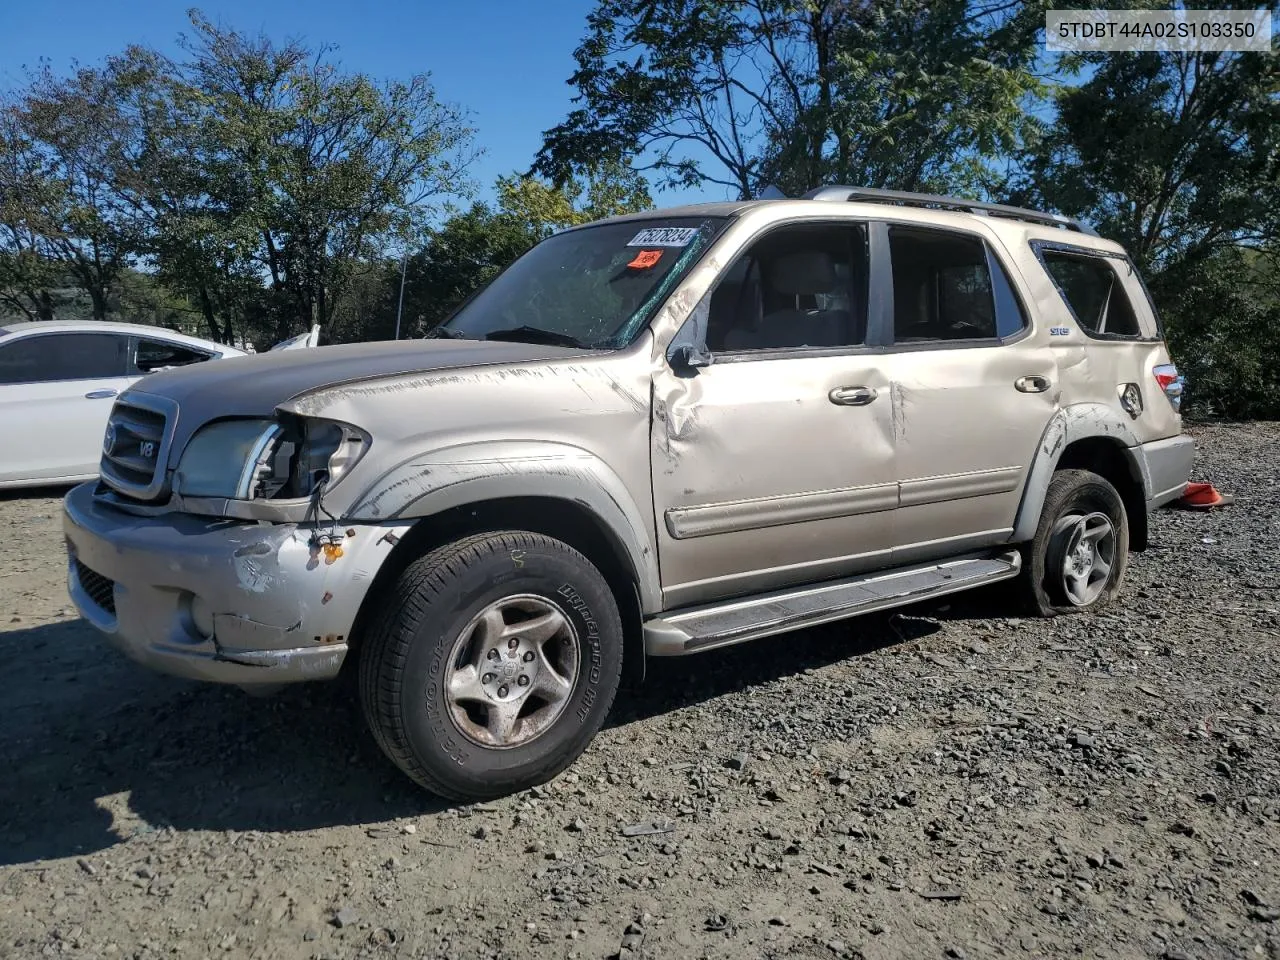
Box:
643 551 1022 656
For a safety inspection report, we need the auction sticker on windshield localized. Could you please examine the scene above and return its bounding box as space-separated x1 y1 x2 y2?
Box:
627 227 699 247
627 250 664 269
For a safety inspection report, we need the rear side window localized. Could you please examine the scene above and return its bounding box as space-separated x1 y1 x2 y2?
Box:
0 332 130 384
132 338 214 374
1040 251 1141 338
888 226 1027 343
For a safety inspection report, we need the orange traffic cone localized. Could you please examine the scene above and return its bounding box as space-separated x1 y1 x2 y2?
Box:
1178 482 1234 511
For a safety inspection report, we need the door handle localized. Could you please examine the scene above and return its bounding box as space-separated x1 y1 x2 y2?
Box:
84 389 118 400
829 385 877 406
1014 376 1051 394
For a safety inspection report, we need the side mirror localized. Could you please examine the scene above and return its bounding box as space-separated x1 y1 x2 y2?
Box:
668 341 712 372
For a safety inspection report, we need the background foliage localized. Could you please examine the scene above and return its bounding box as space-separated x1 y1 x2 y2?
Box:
2 4 1277 416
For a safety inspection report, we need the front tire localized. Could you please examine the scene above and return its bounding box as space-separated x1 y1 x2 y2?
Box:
358 531 623 801
1017 469 1130 617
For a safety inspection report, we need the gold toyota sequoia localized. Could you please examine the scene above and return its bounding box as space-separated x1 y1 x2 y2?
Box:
63 187 1193 800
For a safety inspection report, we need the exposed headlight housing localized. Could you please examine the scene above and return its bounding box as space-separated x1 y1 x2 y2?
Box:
175 416 370 502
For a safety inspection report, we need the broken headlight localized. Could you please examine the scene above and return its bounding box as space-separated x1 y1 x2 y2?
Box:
175 416 369 501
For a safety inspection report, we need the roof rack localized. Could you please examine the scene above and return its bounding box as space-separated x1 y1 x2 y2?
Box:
801 185 1098 236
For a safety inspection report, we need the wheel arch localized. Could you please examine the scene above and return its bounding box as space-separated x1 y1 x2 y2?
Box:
344 493 650 686
1013 405 1150 551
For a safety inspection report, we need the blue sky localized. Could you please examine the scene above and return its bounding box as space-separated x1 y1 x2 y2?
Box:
0 0 710 209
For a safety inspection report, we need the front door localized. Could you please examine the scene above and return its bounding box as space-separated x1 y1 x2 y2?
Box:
650 221 899 608
0 331 134 484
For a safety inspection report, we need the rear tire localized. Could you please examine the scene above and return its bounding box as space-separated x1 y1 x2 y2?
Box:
358 531 623 801
1016 469 1130 617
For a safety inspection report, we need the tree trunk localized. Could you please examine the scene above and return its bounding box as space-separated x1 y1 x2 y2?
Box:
812 8 835 189
88 285 109 321
198 284 222 342
262 230 283 288
35 290 53 322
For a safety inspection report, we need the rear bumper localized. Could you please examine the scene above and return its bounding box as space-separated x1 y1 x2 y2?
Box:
1137 434 1195 509
62 482 409 687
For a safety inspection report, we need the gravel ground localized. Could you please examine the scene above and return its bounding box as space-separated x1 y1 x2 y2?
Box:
1 421 1278 960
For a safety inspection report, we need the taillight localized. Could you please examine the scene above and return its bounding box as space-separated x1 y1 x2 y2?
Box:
1153 363 1184 413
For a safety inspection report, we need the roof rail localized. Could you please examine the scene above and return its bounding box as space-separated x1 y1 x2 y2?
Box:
802 185 1098 236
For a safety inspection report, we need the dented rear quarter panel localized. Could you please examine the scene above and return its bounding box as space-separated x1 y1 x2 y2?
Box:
1001 224 1186 539
1013 226 1181 446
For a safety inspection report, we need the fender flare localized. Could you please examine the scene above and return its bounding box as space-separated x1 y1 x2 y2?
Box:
1011 403 1151 543
346 440 662 613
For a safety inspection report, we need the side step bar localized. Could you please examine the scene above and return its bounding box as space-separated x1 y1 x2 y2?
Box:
643 551 1022 656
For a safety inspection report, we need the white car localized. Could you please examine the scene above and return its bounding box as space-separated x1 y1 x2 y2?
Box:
0 320 318 489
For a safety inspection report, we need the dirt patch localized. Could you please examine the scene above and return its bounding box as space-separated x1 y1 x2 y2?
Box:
2 422 1278 959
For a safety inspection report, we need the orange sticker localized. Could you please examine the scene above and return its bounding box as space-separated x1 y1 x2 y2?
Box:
627 249 663 269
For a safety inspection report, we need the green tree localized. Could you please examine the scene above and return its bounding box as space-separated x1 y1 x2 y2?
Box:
535 0 1041 199
400 164 652 336
8 57 154 320
0 103 62 321
808 0 1043 197
122 45 267 344
1022 50 1280 273
535 0 844 198
324 259 399 345
497 158 651 235
1021 49 1280 417
398 204 539 335
1155 248 1280 420
166 12 479 342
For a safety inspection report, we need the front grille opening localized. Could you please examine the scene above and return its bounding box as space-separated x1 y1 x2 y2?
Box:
93 481 163 510
100 400 169 499
74 559 117 615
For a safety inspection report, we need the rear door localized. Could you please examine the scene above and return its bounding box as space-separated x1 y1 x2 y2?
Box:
0 331 132 484
875 222 1059 563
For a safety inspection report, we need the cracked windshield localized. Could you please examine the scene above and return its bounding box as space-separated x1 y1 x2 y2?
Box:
433 218 725 349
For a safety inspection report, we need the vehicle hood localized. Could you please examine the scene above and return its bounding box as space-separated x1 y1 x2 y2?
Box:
267 324 321 352
127 338 595 433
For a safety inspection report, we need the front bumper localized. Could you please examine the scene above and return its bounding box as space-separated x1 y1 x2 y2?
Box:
63 482 410 687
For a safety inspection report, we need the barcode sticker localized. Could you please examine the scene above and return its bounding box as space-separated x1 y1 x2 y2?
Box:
627 227 699 247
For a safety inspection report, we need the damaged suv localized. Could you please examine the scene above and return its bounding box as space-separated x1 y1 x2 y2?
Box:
63 187 1193 800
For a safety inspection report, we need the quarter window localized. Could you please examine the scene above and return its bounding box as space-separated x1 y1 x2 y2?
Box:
133 338 213 374
0 333 129 384
707 223 869 352
1040 251 1141 337
888 226 1026 342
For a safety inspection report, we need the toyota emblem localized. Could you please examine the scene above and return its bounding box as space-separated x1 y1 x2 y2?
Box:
102 423 117 456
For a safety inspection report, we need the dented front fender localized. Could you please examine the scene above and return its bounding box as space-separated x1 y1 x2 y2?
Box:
346 439 663 613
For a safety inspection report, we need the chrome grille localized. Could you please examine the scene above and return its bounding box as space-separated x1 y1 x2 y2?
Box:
74 559 116 615
99 395 175 500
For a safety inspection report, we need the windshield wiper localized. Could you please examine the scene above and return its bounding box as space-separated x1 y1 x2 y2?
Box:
482 325 585 348
425 326 472 340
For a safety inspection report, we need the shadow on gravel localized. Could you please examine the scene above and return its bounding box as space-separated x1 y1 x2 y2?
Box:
904 582 1019 623
0 621 448 867
612 613 926 728
0 483 77 503
0 613 926 867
